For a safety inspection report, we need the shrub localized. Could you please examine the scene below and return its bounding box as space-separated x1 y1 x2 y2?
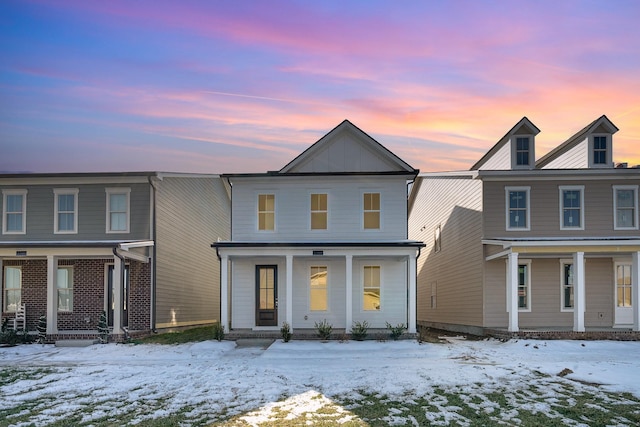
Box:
314 319 332 341
351 320 369 341
213 322 225 341
386 322 407 340
280 321 292 342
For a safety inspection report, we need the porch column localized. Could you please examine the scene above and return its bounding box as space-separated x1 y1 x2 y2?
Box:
573 252 585 332
345 254 353 333
633 251 640 331
408 254 417 334
507 252 519 332
112 254 123 335
46 255 58 334
286 255 293 330
220 254 229 332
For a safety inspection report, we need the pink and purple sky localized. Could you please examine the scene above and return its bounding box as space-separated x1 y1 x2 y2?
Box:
1 1 639 174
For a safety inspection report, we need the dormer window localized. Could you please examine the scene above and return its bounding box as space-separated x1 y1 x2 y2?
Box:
515 137 531 166
593 136 607 164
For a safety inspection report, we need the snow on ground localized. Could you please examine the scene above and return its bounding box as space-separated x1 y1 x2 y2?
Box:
1 337 639 425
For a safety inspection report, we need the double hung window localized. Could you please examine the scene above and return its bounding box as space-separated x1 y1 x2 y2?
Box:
106 188 130 233
2 190 27 234
57 266 74 312
363 266 381 311
363 193 380 229
309 266 328 311
258 194 275 231
3 266 22 312
614 186 638 230
559 186 584 230
506 187 530 230
561 261 574 310
515 137 531 167
310 193 327 230
593 136 608 165
54 189 78 234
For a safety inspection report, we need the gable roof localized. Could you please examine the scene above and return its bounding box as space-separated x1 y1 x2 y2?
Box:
470 117 540 171
535 115 619 168
279 119 417 175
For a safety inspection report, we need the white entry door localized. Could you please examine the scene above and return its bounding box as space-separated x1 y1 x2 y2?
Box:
615 263 633 326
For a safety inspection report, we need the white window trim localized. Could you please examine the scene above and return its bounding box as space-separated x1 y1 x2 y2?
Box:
256 192 276 232
54 188 79 234
512 135 535 169
614 261 632 309
505 186 531 231
362 190 382 231
2 189 27 235
613 185 639 230
362 264 382 312
506 259 531 312
560 259 574 312
559 185 585 231
309 192 329 231
589 134 612 168
309 265 329 312
3 265 22 312
57 265 74 312
105 187 131 234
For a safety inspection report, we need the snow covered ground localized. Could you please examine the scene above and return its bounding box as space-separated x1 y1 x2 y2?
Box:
1 337 639 426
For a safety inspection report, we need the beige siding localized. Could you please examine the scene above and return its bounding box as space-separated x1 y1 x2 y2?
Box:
539 138 588 169
483 178 640 239
409 175 484 327
155 176 230 328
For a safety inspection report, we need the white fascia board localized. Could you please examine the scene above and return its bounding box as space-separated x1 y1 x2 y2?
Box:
483 239 640 248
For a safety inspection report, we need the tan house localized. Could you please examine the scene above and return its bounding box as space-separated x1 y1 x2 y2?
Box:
409 115 640 335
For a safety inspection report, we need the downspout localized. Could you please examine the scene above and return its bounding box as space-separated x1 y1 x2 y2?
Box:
149 175 158 333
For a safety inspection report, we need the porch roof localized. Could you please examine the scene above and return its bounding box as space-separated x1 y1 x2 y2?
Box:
483 237 640 260
212 240 425 249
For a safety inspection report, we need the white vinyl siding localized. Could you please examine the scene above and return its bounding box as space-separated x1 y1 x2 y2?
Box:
105 188 130 233
54 188 79 234
2 189 27 234
559 186 584 230
506 187 530 231
57 266 73 312
613 185 638 230
4 266 21 312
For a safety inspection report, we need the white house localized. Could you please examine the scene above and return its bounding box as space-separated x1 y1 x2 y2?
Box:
212 120 424 335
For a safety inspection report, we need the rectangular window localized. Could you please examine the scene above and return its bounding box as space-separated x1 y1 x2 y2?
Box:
310 193 327 230
363 265 381 310
4 266 22 312
258 194 275 231
518 263 530 310
57 266 73 312
593 136 607 165
561 261 574 310
506 187 530 230
559 186 584 230
309 266 327 311
106 188 130 233
614 186 638 230
2 190 27 234
363 192 380 229
616 264 631 308
515 137 530 166
54 189 79 234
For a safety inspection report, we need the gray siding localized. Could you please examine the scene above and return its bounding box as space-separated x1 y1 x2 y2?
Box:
154 176 230 328
0 183 151 241
539 138 588 169
409 175 484 327
231 175 409 242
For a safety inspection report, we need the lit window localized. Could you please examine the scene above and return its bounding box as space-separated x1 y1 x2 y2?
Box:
2 190 27 234
258 194 275 230
310 194 327 230
57 266 73 312
616 264 632 308
310 266 327 311
506 187 530 230
54 189 78 234
363 266 381 310
559 186 584 230
593 136 608 165
561 262 574 310
614 186 638 230
515 137 530 166
106 188 130 233
3 266 22 312
363 193 380 229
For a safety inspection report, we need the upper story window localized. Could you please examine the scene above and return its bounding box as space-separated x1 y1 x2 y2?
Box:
2 189 27 234
559 186 584 230
515 137 531 167
57 266 74 312
593 136 608 165
3 265 22 312
310 193 327 230
54 188 79 234
614 185 638 230
309 266 328 311
363 265 381 311
258 194 275 231
106 188 130 233
505 187 530 231
363 192 380 229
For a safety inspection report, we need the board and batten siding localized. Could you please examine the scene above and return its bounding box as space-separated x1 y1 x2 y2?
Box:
230 175 409 242
483 178 640 239
539 138 588 169
409 175 484 328
0 183 151 242
154 176 230 329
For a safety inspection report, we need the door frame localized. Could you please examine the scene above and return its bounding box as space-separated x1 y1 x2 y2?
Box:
255 265 278 327
106 264 130 328
614 261 632 326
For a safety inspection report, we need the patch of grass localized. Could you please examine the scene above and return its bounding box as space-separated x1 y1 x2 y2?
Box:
132 326 218 344
0 367 55 386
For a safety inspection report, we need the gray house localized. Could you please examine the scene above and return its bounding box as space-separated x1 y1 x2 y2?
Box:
409 116 640 335
1 172 229 342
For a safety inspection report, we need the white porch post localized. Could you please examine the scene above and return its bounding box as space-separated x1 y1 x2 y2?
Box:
408 253 417 334
345 254 353 333
507 252 519 332
632 251 640 332
286 255 293 330
46 255 58 335
573 251 585 332
220 254 229 332
112 254 123 335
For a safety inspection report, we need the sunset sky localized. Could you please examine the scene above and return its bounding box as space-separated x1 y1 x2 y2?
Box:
1 1 639 174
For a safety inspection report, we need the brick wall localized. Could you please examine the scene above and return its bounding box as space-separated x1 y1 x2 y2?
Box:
128 261 151 331
2 259 47 331
57 259 109 331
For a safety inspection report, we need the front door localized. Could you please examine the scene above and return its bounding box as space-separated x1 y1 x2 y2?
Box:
107 265 129 327
614 263 632 326
256 265 277 326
